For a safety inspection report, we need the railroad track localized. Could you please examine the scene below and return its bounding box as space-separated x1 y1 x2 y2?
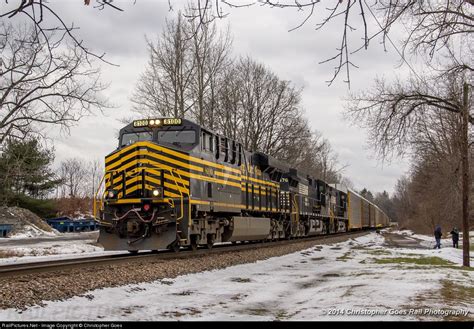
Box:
0 230 371 278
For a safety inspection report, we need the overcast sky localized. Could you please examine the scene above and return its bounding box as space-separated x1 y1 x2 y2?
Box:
15 0 413 195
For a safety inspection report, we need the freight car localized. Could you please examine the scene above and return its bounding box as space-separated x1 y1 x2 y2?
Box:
94 118 390 252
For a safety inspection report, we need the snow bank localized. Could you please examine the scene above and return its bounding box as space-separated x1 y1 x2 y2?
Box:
0 248 122 266
9 225 58 239
0 206 59 238
0 232 108 263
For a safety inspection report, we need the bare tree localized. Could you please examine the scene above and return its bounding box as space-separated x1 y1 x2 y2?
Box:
339 176 355 190
347 69 472 160
216 57 305 155
393 135 468 235
0 22 108 145
285 128 343 182
131 7 232 127
187 0 474 86
88 159 103 199
132 19 343 181
213 57 343 181
349 68 473 265
3 1 472 86
186 5 232 128
59 158 88 198
131 14 195 118
1 0 117 64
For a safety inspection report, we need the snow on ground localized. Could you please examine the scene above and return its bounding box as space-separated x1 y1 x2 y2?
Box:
8 225 59 239
0 249 124 266
1 231 472 321
0 232 123 264
0 241 114 265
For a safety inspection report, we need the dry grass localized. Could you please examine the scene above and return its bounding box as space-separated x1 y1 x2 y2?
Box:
336 252 352 262
374 256 455 266
441 280 474 308
230 277 252 283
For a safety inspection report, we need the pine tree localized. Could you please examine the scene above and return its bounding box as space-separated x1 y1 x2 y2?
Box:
0 138 62 203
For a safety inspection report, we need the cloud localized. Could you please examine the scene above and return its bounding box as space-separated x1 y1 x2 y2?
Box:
51 1 170 56
39 0 409 194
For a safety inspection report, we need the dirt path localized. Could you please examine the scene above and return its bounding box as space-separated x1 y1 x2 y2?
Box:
381 232 426 249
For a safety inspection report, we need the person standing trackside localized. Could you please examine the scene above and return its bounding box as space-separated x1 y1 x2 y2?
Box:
433 225 442 249
450 227 459 248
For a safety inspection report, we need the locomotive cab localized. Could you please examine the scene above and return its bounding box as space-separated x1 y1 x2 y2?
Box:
118 118 199 151
96 118 200 253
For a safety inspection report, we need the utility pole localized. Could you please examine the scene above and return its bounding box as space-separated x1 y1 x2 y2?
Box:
462 81 470 267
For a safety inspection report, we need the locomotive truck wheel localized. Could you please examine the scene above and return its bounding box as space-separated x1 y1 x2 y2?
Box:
189 235 199 251
172 244 180 253
168 241 180 253
206 234 215 249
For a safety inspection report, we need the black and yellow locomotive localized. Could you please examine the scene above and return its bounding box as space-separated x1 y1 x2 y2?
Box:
94 118 388 252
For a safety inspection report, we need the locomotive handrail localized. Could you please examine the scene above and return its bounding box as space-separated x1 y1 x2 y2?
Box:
168 168 192 233
291 193 300 235
93 173 107 220
166 169 185 222
329 208 336 232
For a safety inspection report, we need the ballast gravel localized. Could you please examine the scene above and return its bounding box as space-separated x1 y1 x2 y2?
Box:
0 233 367 310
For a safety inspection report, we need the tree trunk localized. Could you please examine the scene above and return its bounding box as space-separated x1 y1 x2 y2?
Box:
462 82 470 267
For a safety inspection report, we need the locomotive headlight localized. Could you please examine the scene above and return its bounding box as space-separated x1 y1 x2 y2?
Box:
148 119 162 127
152 188 163 197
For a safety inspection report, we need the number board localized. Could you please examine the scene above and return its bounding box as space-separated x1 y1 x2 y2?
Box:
133 119 148 128
163 118 182 125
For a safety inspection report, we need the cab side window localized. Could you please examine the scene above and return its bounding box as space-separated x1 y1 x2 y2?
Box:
208 134 214 152
230 140 237 164
237 144 242 166
215 135 220 159
201 130 214 153
220 137 228 162
201 131 207 151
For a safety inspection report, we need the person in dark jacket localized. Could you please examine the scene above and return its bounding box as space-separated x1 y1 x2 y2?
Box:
450 227 459 248
433 225 442 249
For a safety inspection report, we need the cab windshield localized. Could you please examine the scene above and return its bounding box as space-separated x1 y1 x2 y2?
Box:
119 128 197 149
120 131 152 147
157 130 196 146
